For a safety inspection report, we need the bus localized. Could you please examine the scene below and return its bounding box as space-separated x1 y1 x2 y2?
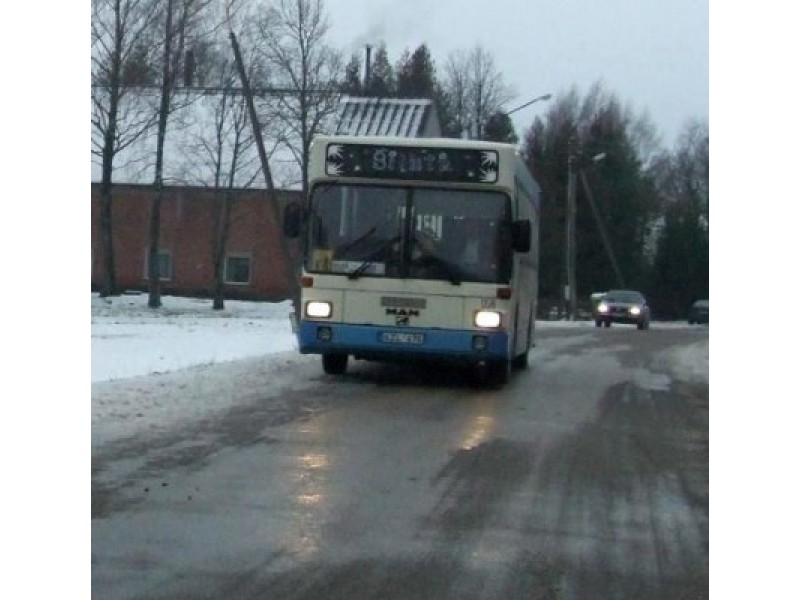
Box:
283 135 540 385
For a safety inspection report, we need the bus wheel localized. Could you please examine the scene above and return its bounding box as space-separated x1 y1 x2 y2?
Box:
513 308 533 370
322 353 348 375
512 351 528 370
487 359 511 386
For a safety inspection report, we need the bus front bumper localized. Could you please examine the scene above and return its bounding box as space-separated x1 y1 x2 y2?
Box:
298 321 510 363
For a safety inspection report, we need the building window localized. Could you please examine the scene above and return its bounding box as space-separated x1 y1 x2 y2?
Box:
225 255 251 285
143 250 172 281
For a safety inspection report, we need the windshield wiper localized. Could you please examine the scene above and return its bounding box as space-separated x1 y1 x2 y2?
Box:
348 235 400 279
415 254 462 285
439 260 463 285
339 226 377 253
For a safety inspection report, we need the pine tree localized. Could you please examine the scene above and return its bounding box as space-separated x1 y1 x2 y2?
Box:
395 44 436 98
521 84 661 309
364 44 394 97
483 110 518 143
648 121 709 318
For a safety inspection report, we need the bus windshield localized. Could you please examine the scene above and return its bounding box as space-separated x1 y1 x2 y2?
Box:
306 184 513 283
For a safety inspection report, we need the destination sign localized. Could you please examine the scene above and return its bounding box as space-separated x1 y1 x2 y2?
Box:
325 143 499 183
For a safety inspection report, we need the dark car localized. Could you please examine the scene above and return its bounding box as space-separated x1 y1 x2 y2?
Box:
595 289 651 330
688 299 709 324
590 291 607 322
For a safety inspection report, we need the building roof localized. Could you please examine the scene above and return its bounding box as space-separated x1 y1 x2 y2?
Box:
334 96 441 138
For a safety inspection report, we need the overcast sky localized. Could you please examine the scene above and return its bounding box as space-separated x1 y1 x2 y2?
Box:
324 0 708 148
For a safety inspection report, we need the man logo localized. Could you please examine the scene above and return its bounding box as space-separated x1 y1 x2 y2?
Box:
386 307 420 327
385 308 420 317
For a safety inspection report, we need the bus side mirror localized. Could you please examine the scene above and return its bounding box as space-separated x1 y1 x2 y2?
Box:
283 202 305 238
511 220 531 253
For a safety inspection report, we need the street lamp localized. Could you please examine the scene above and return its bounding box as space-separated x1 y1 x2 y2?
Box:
471 93 551 140
579 153 626 290
565 137 578 320
505 93 553 116
565 147 606 321
565 149 625 320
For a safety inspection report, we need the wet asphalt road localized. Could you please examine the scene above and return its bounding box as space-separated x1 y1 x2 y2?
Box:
92 325 709 600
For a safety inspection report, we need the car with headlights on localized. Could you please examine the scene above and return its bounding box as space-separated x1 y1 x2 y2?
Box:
590 291 607 322
595 289 651 330
688 299 709 325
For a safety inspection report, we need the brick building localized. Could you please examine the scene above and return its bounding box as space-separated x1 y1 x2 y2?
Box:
91 184 302 301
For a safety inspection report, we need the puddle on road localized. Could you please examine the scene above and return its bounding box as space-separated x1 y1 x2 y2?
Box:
632 370 672 392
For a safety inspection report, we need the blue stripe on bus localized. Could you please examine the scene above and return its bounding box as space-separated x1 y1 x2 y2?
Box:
298 321 509 361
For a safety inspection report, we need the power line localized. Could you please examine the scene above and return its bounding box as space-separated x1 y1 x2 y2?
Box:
90 84 337 97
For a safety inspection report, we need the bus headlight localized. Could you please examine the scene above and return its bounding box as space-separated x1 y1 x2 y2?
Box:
305 301 332 318
474 310 502 329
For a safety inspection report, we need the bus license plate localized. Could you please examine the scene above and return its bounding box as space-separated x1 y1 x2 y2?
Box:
380 332 425 345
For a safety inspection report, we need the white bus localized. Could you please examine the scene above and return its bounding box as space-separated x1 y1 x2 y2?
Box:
284 135 540 385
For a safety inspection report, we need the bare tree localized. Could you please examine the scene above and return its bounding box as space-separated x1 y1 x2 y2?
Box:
180 54 264 310
256 0 343 201
147 0 175 309
180 60 262 188
225 1 302 314
147 0 214 308
220 0 342 315
442 49 471 138
467 46 515 139
442 45 514 140
92 0 161 296
209 84 256 310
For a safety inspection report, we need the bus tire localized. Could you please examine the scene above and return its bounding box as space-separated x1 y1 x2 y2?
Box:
322 353 348 375
512 306 533 370
487 359 511 386
512 351 528 370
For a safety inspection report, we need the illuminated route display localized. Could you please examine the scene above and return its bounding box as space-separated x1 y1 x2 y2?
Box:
325 143 500 183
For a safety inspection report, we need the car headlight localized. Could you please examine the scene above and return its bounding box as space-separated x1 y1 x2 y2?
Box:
305 301 332 318
629 306 641 316
598 302 609 313
474 310 502 329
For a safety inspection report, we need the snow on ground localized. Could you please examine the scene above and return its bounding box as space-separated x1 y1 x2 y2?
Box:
92 293 297 383
92 292 699 383
91 293 707 445
91 293 306 446
661 339 709 383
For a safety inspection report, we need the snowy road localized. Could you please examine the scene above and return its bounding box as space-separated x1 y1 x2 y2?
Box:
92 316 708 599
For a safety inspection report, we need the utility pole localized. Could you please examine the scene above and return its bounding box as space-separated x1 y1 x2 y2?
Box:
228 28 300 317
579 169 626 289
565 137 578 320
